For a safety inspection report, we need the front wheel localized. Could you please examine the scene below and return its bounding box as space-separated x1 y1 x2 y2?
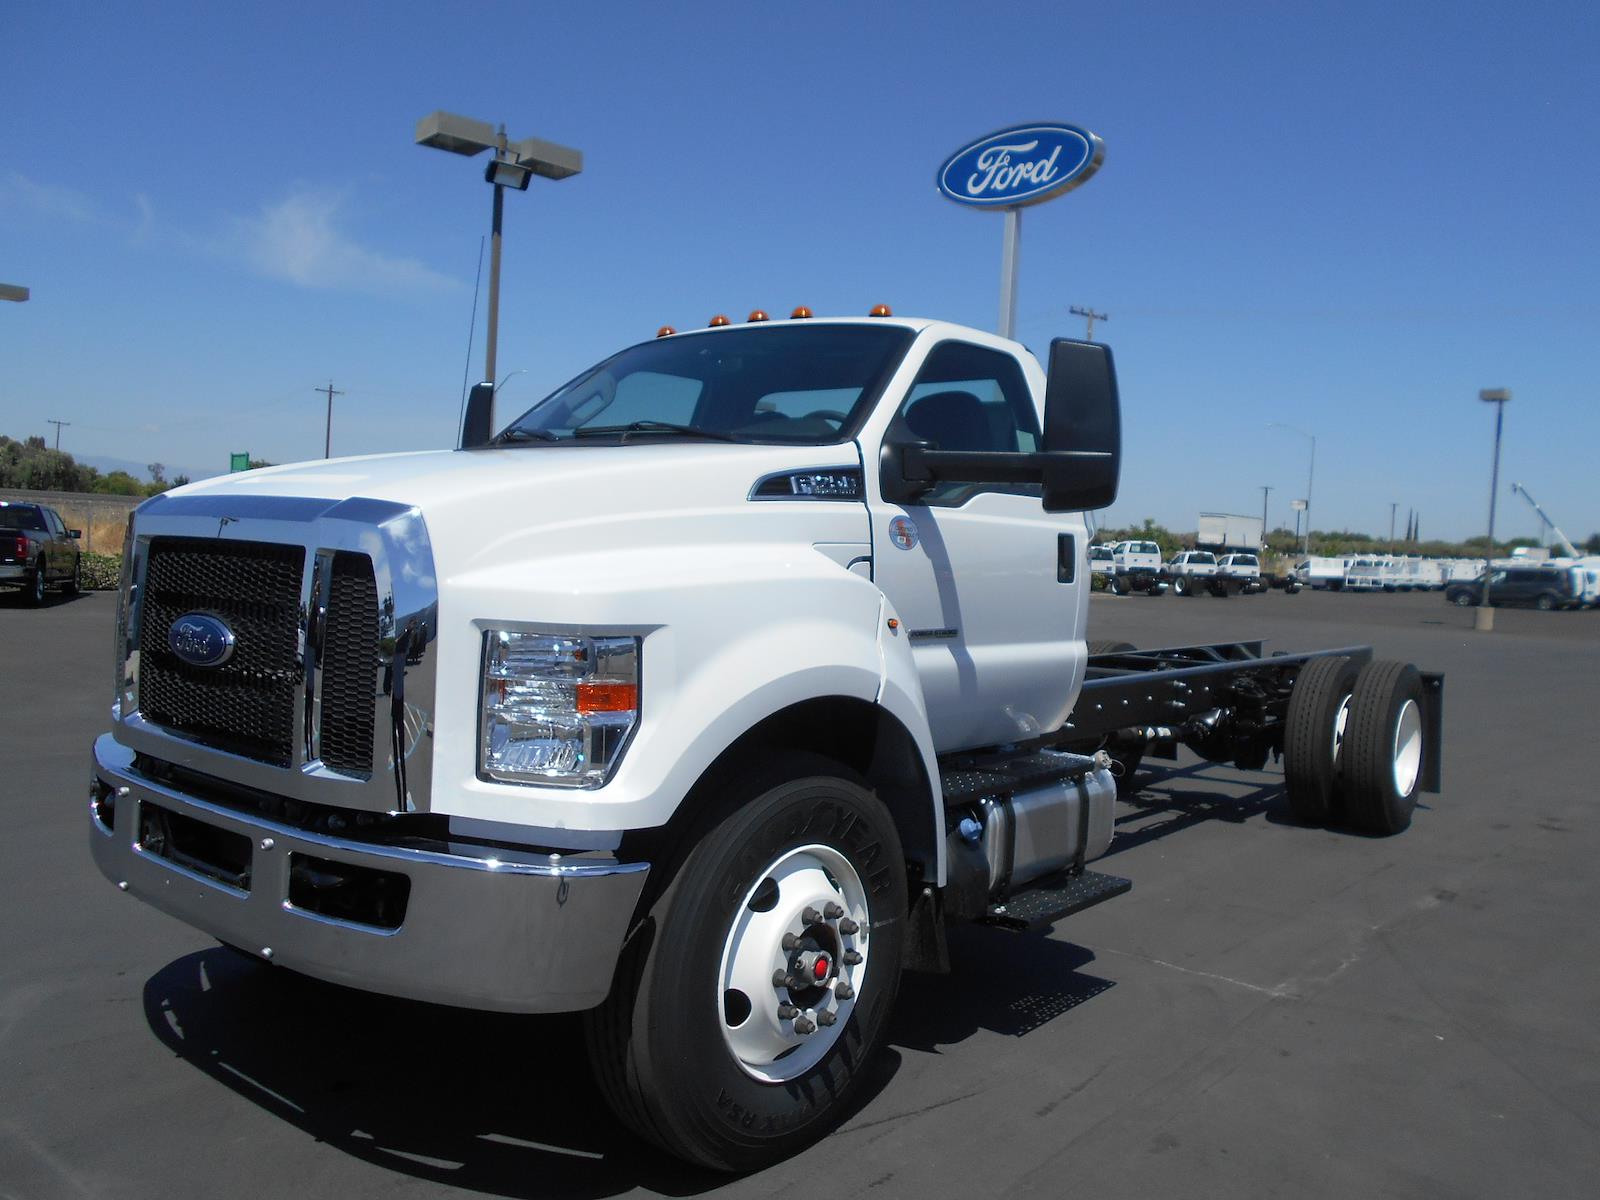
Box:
585 757 906 1171
1534 593 1555 611
62 556 81 595
1450 591 1474 607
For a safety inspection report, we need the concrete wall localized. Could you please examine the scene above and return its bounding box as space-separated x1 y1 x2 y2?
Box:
0 488 141 555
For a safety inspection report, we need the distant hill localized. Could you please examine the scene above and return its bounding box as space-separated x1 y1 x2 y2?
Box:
75 454 219 485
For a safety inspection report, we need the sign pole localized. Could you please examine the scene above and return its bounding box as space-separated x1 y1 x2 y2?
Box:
998 207 1022 339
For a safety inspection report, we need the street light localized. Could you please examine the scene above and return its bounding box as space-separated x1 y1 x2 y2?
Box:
0 283 29 303
1476 388 1511 631
1268 422 1316 558
415 111 582 415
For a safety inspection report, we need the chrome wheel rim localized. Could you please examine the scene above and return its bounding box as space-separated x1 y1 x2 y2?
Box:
718 842 869 1083
1392 699 1422 796
1331 693 1352 768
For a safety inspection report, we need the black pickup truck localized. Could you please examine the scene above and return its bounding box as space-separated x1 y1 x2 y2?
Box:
0 501 82 605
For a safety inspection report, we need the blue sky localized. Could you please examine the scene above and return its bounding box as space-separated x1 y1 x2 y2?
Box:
2 0 1595 542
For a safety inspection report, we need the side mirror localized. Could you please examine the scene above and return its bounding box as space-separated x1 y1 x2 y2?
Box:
460 381 495 449
1041 338 1121 513
69 529 82 539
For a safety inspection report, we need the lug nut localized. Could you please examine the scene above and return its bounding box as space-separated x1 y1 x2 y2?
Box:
842 950 863 966
772 969 790 990
793 1016 816 1035
781 932 802 951
834 982 854 1000
838 918 860 935
777 1004 799 1020
801 906 822 925
815 1010 837 1027
823 901 844 920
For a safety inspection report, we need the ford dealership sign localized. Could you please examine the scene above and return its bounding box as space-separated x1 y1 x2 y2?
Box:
937 123 1104 209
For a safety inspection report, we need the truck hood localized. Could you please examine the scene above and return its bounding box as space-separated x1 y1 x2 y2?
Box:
163 443 867 572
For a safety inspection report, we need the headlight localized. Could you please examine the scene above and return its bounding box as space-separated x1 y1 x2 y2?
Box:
479 630 640 788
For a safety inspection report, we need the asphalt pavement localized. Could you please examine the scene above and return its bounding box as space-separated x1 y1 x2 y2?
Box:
3 587 1597 1199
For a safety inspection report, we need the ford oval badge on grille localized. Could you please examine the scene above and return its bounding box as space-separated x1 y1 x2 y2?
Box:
168 612 236 668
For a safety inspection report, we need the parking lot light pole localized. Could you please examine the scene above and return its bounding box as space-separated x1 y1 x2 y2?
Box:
1476 389 1511 632
1268 423 1316 558
415 111 582 397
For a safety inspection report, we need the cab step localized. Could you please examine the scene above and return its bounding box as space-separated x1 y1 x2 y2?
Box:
979 869 1132 932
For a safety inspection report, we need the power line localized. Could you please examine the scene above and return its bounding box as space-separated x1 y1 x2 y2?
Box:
46 418 70 450
315 382 345 458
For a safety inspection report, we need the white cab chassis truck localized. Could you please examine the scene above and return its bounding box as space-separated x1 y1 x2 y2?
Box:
1107 538 1168 595
89 317 1443 1171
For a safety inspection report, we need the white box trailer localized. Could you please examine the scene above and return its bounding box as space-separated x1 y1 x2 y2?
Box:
1197 512 1264 553
1296 556 1350 589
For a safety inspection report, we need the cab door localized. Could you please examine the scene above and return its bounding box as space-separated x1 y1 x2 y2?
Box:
866 340 1087 752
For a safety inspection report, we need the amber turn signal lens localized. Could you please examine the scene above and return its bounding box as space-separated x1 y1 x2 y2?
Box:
869 304 892 317
576 681 639 715
656 325 675 338
709 314 731 327
747 309 769 322
790 305 813 319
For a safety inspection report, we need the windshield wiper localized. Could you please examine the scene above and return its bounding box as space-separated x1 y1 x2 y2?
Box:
493 427 560 444
572 421 740 443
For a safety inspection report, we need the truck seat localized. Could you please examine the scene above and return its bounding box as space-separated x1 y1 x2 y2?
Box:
903 390 990 451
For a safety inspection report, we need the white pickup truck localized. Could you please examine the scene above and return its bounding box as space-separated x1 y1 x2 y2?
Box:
1107 538 1167 595
90 314 1442 1170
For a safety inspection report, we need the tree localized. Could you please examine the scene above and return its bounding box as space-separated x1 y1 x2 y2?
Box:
147 462 166 487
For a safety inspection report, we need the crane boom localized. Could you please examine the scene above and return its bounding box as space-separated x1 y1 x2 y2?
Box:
1509 482 1579 558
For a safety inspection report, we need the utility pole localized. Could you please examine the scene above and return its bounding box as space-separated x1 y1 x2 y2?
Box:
1260 485 1273 550
47 419 70 450
1389 502 1398 552
316 382 344 458
1070 305 1108 341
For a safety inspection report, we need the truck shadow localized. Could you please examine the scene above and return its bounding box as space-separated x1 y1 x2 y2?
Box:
142 948 767 1197
892 932 1112 1051
142 934 1115 1193
1107 759 1424 846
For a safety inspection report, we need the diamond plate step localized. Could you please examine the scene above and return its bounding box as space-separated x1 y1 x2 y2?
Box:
979 869 1132 932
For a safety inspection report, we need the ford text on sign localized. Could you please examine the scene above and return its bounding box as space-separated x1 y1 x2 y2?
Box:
937 123 1104 209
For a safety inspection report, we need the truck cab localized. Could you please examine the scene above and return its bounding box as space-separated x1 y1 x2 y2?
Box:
1166 549 1218 595
1216 552 1262 591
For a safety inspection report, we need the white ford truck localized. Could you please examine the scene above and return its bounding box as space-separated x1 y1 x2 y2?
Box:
90 315 1442 1170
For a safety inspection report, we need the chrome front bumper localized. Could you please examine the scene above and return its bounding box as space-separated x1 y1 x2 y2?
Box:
89 735 649 1013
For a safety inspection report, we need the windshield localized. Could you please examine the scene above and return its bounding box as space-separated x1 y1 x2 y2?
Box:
495 324 915 446
0 507 45 531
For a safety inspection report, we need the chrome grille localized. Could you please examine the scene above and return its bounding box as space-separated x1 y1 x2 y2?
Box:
139 537 304 766
319 551 379 774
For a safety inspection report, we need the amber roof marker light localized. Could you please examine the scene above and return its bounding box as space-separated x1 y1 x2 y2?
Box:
747 310 770 323
790 306 813 319
655 325 676 338
869 304 892 317
708 314 731 327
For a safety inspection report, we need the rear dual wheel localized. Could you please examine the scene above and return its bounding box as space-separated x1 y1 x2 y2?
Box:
585 755 906 1172
1283 658 1426 835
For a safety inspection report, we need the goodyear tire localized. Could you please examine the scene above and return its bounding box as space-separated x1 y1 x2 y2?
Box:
1109 573 1127 596
27 560 47 606
584 754 906 1171
1340 661 1426 835
1282 656 1360 825
63 556 81 595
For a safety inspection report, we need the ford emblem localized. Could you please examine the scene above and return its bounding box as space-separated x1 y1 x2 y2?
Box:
937 122 1104 209
168 612 236 668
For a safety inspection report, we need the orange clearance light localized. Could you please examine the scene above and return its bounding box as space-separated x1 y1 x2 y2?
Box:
576 681 639 715
887 618 900 630
791 305 813 319
709 314 731 327
869 303 892 318
747 309 770 323
656 325 676 338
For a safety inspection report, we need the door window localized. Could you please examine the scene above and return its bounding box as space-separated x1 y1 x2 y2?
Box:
891 341 1041 505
